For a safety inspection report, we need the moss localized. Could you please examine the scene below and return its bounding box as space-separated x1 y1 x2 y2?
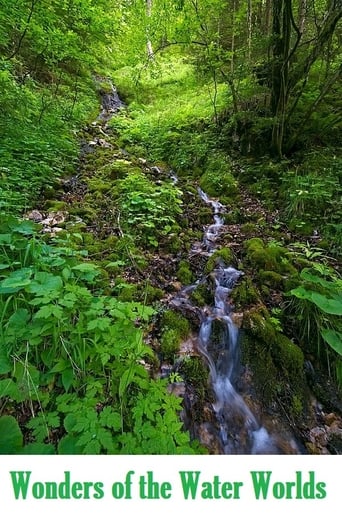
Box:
160 329 180 360
86 177 112 194
160 309 191 360
141 284 164 303
199 169 237 200
243 309 277 346
117 283 139 302
230 276 260 308
190 283 212 306
272 334 304 379
44 200 68 211
240 222 258 235
257 270 284 289
204 247 233 274
179 356 209 406
245 238 297 275
164 234 182 252
242 309 306 416
116 282 163 304
244 237 264 252
176 260 193 285
161 309 190 338
198 206 214 225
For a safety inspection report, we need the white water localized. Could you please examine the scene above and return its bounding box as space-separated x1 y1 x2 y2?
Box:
197 187 279 453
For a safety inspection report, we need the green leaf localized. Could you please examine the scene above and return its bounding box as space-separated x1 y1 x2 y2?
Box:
0 350 12 374
99 407 122 431
58 435 82 455
321 329 342 356
0 416 23 454
27 272 63 296
310 292 342 315
20 443 55 455
35 304 64 319
87 318 111 331
62 368 74 392
0 268 33 293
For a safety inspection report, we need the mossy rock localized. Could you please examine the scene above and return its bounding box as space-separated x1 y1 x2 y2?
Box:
117 282 163 304
164 234 182 253
86 177 112 194
198 206 214 225
230 276 261 308
199 159 237 199
204 247 233 274
244 237 264 252
272 334 304 384
117 283 139 302
245 238 297 275
161 310 190 338
190 283 213 307
257 270 284 289
160 329 179 360
177 260 193 285
242 310 306 416
243 309 277 345
140 284 164 303
179 356 209 401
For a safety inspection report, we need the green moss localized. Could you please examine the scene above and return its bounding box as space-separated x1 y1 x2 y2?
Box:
272 334 304 380
44 200 68 211
244 237 264 252
160 309 191 360
205 247 233 274
141 284 164 303
179 356 209 405
230 276 260 308
176 260 193 285
117 282 163 304
198 206 213 224
190 283 212 306
240 222 258 235
86 177 112 194
160 329 180 360
117 283 138 302
257 270 284 288
161 309 190 338
199 165 237 200
242 309 306 416
245 238 297 275
164 234 182 252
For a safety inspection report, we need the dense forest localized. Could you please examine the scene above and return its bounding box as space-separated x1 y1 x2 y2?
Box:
0 0 341 455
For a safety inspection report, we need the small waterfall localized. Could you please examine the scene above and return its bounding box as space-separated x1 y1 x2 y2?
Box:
196 187 279 454
170 184 284 453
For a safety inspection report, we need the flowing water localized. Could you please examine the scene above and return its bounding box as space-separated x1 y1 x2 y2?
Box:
172 185 298 454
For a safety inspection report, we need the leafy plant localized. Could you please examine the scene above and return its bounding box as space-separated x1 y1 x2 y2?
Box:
288 266 342 385
0 215 196 454
118 171 182 247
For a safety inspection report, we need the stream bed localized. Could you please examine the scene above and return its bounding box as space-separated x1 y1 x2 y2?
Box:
170 186 301 454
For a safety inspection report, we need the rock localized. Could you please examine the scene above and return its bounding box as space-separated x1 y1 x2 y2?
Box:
309 426 328 448
27 210 43 222
168 382 186 397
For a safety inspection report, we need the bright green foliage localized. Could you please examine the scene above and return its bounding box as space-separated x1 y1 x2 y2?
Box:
118 171 183 247
0 215 196 453
289 266 342 384
0 0 120 211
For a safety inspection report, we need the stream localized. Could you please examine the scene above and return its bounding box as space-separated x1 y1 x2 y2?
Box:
66 81 340 455
171 185 300 454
